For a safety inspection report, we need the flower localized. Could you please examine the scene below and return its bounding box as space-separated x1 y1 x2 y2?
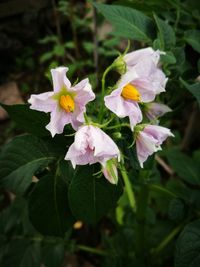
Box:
65 125 120 171
135 124 174 168
104 48 167 130
104 70 142 130
144 102 172 121
102 159 118 184
28 67 95 137
123 47 163 71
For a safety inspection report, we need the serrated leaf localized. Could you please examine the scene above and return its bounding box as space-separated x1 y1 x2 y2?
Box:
175 220 200 267
29 174 74 236
0 135 55 194
165 149 200 185
184 30 200 53
1 104 49 136
180 79 200 107
94 3 155 43
68 165 123 224
153 14 176 50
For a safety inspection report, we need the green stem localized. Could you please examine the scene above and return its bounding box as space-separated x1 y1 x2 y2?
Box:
99 64 115 123
105 123 130 130
120 164 136 212
151 223 184 255
135 183 150 257
76 244 108 256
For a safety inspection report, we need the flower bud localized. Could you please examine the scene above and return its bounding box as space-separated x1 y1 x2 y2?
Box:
102 159 118 185
113 55 126 75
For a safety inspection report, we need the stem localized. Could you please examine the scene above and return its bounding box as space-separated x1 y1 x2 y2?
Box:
99 64 115 123
92 4 99 86
105 123 130 130
135 170 151 259
51 0 62 43
69 0 80 59
120 164 136 212
76 244 108 256
135 184 149 257
151 223 183 255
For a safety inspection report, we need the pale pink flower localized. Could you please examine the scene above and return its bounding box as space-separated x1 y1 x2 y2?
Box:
65 125 120 171
104 70 142 130
123 47 163 71
145 102 172 121
105 48 167 130
136 125 174 168
28 67 95 137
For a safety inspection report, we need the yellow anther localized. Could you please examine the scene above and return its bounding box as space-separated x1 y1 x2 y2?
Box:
59 95 75 112
121 84 141 101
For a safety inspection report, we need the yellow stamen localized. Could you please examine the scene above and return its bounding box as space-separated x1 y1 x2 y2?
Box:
121 84 141 101
59 95 75 112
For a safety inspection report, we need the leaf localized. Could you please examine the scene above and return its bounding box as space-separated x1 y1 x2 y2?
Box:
180 79 200 107
175 220 200 267
168 198 185 221
29 174 74 236
184 30 200 53
1 104 49 137
165 149 200 185
4 239 41 267
0 135 55 194
94 3 156 43
153 14 176 50
42 242 65 267
68 165 123 224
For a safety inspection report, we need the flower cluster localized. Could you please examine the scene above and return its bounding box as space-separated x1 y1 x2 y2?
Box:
28 47 173 184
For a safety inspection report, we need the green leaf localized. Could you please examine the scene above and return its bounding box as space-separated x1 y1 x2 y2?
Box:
175 220 200 267
153 14 176 50
40 52 54 63
184 30 200 53
29 174 74 236
165 149 200 185
42 242 65 267
68 165 123 224
180 79 200 107
94 3 155 43
4 239 41 267
168 198 185 221
0 135 55 194
1 104 49 137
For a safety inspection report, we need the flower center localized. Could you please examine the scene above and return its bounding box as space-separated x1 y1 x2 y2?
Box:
121 83 141 101
59 95 75 112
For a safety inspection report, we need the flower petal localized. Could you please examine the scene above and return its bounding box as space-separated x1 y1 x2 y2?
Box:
65 144 95 168
89 126 120 161
136 131 161 167
124 47 160 69
45 106 71 137
28 92 56 113
71 78 95 105
145 103 172 120
51 67 71 92
105 90 142 130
